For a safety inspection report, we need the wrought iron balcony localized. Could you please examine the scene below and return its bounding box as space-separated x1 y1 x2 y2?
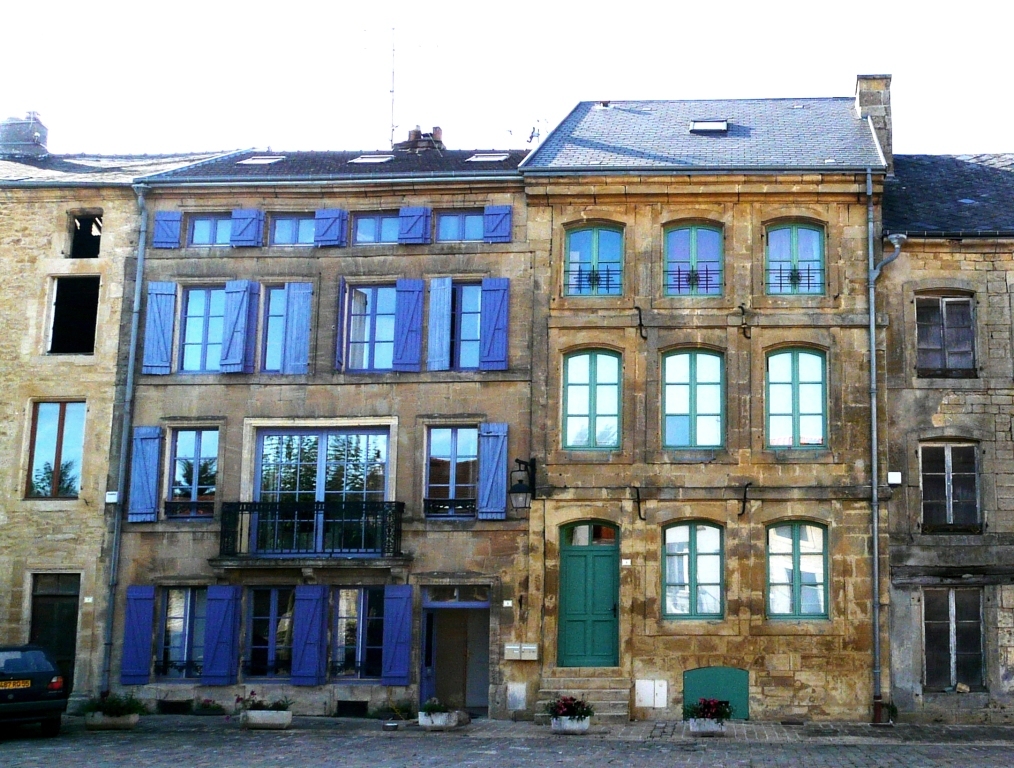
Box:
424 497 477 518
220 501 403 558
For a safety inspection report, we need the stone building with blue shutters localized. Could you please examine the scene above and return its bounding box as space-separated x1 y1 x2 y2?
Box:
110 139 535 716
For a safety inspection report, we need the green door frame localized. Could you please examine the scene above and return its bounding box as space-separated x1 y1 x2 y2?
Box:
558 521 619 667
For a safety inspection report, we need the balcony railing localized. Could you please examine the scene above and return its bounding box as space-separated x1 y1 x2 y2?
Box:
424 497 477 518
220 501 404 558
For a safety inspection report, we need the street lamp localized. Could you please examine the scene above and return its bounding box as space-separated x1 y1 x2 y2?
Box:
509 458 536 511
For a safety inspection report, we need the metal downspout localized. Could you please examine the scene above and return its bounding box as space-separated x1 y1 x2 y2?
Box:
867 167 906 721
99 184 149 694
866 169 882 722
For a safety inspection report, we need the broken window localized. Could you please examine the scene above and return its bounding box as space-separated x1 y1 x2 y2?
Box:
70 214 102 258
50 276 100 354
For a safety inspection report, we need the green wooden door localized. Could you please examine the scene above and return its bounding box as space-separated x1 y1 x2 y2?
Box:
558 523 619 667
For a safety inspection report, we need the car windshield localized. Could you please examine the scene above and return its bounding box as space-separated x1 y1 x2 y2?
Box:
0 650 56 674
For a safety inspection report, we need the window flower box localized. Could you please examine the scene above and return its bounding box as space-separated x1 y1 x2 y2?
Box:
551 715 590 733
687 717 725 735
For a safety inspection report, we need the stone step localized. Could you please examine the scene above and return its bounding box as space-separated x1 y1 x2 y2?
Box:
536 689 630 703
534 711 631 725
538 676 630 689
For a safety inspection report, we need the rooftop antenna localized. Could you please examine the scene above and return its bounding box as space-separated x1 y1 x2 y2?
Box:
389 28 397 149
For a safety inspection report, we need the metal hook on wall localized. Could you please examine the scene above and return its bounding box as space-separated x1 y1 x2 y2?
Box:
738 304 752 339
634 306 649 340
634 485 645 521
738 482 753 517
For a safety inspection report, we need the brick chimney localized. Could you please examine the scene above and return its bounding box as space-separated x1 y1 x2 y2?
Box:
393 124 446 152
855 75 893 175
0 112 48 157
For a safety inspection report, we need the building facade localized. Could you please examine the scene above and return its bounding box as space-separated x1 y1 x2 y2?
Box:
513 81 893 722
108 142 535 717
883 153 1014 722
0 113 211 698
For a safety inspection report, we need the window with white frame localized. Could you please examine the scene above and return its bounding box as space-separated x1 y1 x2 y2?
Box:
920 443 979 532
924 587 983 690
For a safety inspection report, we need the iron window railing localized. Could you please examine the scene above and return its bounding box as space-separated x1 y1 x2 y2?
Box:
220 501 403 557
423 498 477 518
164 501 215 519
665 264 722 296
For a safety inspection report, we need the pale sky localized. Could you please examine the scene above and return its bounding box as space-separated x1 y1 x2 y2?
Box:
3 0 1012 157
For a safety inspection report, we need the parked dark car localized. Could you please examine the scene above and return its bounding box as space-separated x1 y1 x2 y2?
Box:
0 645 68 736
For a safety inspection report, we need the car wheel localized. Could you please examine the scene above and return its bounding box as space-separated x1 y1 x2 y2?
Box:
40 718 61 737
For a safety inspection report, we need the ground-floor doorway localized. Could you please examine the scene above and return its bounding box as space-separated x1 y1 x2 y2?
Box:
30 573 80 692
420 587 491 716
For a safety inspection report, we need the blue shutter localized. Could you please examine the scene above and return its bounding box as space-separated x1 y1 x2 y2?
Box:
477 423 508 519
479 277 510 371
128 426 162 523
120 585 155 685
335 277 348 371
220 280 260 373
426 277 452 371
314 209 348 247
141 282 176 375
152 211 182 248
230 209 264 247
281 282 313 374
381 584 413 685
398 207 432 244
392 279 424 372
483 205 512 243
290 585 329 686
201 585 242 686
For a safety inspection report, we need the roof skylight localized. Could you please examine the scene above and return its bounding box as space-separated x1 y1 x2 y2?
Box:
238 156 284 165
466 153 509 162
349 154 394 164
689 119 728 133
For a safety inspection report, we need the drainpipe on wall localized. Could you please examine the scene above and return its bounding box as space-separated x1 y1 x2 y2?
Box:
99 184 149 694
866 168 906 722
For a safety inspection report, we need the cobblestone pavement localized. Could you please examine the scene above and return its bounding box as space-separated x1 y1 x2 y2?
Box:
4 716 1014 768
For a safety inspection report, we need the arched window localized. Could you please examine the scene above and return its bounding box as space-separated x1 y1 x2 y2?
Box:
663 522 723 618
663 350 723 448
766 522 828 618
564 227 623 296
766 224 824 295
665 225 723 296
766 349 825 448
563 350 621 449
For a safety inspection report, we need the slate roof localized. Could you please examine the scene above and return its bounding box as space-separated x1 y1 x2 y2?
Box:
883 154 1014 236
140 149 529 183
522 98 885 172
0 152 222 186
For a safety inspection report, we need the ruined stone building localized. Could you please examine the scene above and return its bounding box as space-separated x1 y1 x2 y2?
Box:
0 114 211 697
3 74 1014 725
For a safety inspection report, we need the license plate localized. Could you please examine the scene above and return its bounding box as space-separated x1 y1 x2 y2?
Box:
0 679 31 690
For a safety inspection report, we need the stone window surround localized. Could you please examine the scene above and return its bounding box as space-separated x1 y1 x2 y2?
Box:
158 417 226 521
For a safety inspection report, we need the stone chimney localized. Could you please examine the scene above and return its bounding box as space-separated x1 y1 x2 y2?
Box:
393 124 446 152
855 75 893 174
0 112 48 157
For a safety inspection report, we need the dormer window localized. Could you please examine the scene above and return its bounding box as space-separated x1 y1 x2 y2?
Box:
349 155 394 164
689 119 728 133
466 153 509 162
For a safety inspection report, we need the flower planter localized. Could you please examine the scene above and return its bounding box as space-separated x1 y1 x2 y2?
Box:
240 710 293 730
688 717 726 736
84 713 140 731
551 716 590 734
419 711 458 731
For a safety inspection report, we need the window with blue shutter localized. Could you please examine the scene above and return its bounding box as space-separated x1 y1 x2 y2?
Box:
280 282 313 374
291 585 329 686
392 279 424 372
335 277 347 370
128 426 162 523
201 585 242 686
152 211 182 249
427 277 452 371
142 282 177 375
381 584 413 685
314 209 348 247
479 277 510 371
220 280 259 373
230 209 265 247
398 207 432 245
483 205 512 243
121 585 155 685
477 423 508 519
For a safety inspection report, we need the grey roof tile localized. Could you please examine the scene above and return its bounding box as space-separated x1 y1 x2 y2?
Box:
523 98 884 171
0 152 222 185
884 154 1014 235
